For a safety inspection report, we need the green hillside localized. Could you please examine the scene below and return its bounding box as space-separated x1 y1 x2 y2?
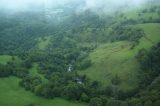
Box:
0 1 160 106
79 23 160 92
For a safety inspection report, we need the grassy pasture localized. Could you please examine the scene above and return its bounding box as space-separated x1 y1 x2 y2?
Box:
79 23 160 91
0 55 12 65
0 77 87 106
37 36 51 50
29 63 48 83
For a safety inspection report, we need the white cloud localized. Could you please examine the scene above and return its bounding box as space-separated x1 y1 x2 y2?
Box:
0 0 148 11
0 0 44 9
85 0 147 8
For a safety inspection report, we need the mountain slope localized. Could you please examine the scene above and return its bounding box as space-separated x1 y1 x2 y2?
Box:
79 23 160 92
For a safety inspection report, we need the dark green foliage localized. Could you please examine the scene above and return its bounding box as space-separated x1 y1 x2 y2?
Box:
18 69 101 101
110 27 144 43
20 76 42 92
22 59 32 69
127 99 141 106
137 42 160 87
158 9 160 16
117 89 138 100
120 102 128 106
105 100 121 106
39 84 56 98
89 97 103 106
12 67 28 78
80 93 89 102
99 96 108 106
144 100 153 106
62 81 82 100
0 61 29 78
135 102 143 106
111 75 121 85
78 59 92 70
0 64 12 77
154 100 160 106
132 42 160 106
104 86 113 97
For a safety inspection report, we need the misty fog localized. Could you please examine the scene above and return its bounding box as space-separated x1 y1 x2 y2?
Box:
0 0 150 12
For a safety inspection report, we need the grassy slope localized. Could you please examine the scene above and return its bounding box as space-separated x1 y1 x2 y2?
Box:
29 63 48 83
135 23 160 49
0 55 22 66
0 77 87 106
124 3 159 21
0 55 12 65
126 9 159 20
79 23 160 91
37 36 51 50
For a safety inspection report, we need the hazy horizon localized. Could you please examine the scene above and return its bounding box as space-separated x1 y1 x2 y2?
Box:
0 0 149 11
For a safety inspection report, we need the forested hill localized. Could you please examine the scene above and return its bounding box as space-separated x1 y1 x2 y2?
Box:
0 0 160 106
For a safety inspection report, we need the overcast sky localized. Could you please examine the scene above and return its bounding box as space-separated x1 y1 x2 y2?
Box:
0 0 148 11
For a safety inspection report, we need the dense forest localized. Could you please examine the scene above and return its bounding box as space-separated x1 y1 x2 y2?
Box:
0 0 160 106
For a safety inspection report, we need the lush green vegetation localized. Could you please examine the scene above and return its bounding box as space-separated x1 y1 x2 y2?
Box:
0 0 160 106
0 77 87 106
79 23 160 91
29 63 48 83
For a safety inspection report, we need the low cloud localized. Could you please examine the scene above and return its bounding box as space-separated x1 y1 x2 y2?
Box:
84 0 149 13
0 0 149 12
